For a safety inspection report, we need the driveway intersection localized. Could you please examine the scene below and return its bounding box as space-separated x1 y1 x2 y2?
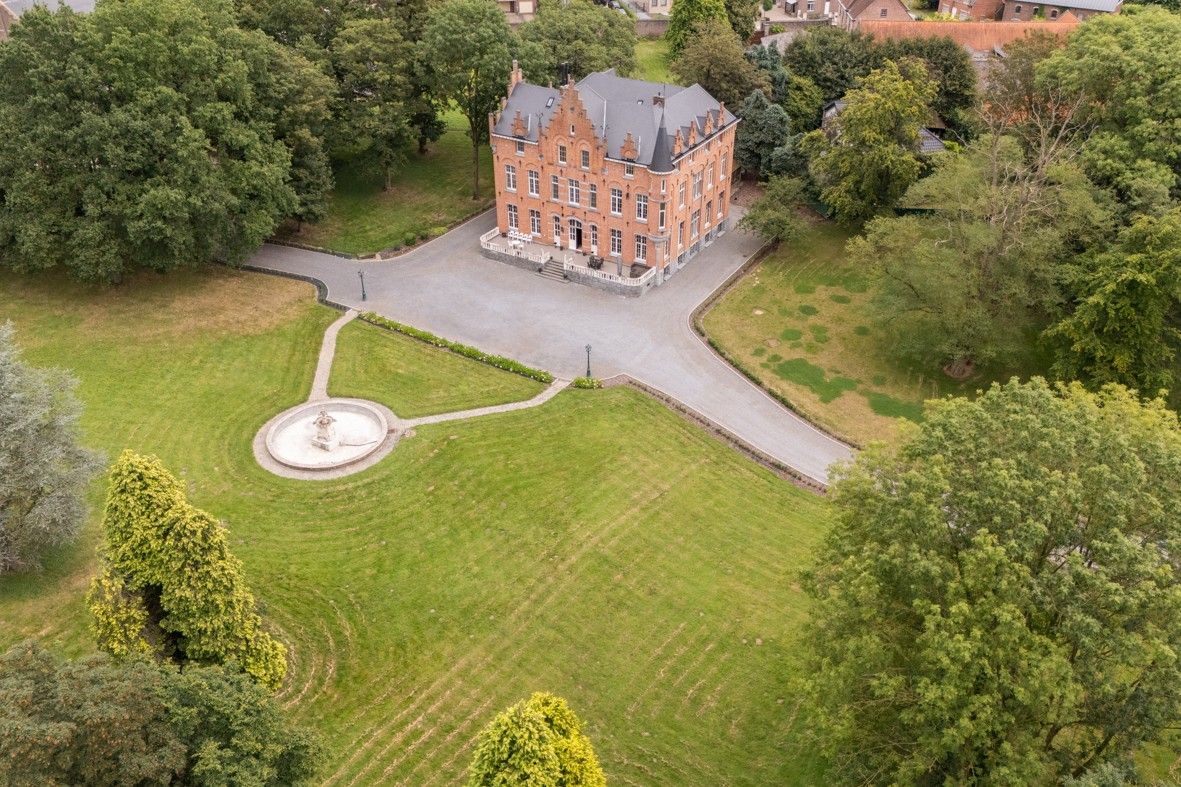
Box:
247 211 853 484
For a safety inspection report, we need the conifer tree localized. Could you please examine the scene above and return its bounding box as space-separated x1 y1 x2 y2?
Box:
87 451 287 690
468 693 605 786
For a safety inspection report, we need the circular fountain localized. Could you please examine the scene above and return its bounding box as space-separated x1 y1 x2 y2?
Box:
255 398 396 478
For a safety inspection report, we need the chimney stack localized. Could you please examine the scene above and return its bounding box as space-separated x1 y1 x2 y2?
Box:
509 59 523 91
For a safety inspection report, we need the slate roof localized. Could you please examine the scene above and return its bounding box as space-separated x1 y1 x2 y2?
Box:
492 69 736 173
1037 0 1119 10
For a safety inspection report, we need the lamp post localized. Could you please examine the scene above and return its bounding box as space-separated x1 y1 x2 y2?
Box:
358 269 367 301
585 344 592 378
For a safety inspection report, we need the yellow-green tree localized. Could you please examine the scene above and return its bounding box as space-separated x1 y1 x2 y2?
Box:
468 693 606 786
87 451 286 690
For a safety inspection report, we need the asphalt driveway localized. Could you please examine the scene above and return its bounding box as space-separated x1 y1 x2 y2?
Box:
247 211 853 484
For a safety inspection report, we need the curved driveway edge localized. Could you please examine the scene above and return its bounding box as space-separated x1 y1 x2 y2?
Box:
247 208 853 484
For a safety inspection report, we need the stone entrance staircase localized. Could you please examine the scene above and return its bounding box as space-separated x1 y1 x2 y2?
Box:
538 257 567 283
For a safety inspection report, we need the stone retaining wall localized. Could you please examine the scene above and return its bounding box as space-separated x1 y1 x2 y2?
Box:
480 247 547 274
563 265 654 297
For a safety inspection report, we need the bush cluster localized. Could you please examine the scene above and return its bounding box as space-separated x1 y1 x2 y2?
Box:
572 376 602 389
360 313 554 383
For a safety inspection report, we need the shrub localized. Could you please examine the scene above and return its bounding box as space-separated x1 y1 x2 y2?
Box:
360 313 555 383
572 376 601 389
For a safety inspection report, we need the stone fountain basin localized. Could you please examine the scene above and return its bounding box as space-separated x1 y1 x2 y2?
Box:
265 400 389 471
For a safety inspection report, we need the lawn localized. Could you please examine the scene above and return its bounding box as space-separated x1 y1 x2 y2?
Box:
635 37 674 83
0 268 831 785
279 110 494 257
701 218 1051 446
329 320 545 418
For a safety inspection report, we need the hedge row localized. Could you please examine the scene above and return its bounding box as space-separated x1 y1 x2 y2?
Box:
359 312 555 384
571 376 601 389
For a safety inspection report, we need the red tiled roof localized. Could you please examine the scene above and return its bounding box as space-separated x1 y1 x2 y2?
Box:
858 18 1079 51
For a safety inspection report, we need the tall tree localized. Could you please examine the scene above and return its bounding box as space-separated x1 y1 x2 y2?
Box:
1040 8 1181 216
671 18 770 110
518 0 637 83
873 35 977 135
1048 208 1181 396
330 17 413 190
666 0 728 57
723 0 760 40
738 176 807 243
733 89 791 178
781 25 875 103
422 0 514 200
0 642 322 786
852 136 1111 372
800 58 937 221
87 451 287 690
0 0 331 282
0 323 102 573
804 378 1181 785
468 692 606 786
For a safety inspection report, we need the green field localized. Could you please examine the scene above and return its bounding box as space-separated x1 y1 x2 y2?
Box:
702 218 1051 445
280 111 494 257
329 320 545 418
635 37 674 83
0 268 830 785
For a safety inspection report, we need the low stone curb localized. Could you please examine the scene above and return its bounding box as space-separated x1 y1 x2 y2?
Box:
600 373 828 495
268 201 495 261
687 240 864 452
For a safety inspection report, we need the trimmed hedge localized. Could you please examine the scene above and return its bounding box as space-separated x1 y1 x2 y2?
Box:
359 312 554 383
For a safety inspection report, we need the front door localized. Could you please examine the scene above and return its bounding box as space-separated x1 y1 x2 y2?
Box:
568 219 583 251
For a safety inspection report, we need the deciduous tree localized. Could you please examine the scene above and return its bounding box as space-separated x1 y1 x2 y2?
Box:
1049 208 1181 396
0 642 322 786
422 0 514 200
781 25 875 103
801 59 936 221
518 0 637 83
0 323 102 573
873 35 976 135
87 451 287 689
739 176 807 243
0 0 329 282
468 692 605 786
805 378 1181 785
330 17 413 190
671 18 770 110
666 0 728 57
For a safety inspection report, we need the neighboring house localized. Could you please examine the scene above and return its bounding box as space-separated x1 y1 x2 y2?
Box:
498 0 536 25
487 63 739 279
777 0 910 22
1000 0 1116 20
1 0 95 38
0 1 14 40
822 98 949 154
937 0 1004 19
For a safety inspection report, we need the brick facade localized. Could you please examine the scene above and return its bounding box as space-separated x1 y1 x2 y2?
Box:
488 65 738 275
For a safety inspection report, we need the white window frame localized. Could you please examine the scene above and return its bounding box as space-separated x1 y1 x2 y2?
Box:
530 209 541 235
610 188 623 216
551 175 560 200
590 224 598 250
558 144 568 165
589 183 598 209
505 164 517 192
609 228 622 256
568 178 580 205
636 194 648 221
528 169 539 197
581 149 590 170
506 203 519 230
678 182 686 208
658 202 666 230
624 163 635 178
515 139 525 155
691 209 700 238
634 234 647 262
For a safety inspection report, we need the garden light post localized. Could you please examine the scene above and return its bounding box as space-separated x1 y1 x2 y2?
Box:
585 344 592 378
358 269 367 301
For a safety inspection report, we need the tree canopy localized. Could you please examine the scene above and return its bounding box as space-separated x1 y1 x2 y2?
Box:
734 90 791 178
468 692 606 786
0 642 322 786
421 0 514 200
666 0 728 57
671 17 770 111
87 450 287 689
0 323 102 573
518 0 636 84
801 58 937 221
0 0 333 282
738 176 807 244
1049 208 1181 396
805 378 1181 785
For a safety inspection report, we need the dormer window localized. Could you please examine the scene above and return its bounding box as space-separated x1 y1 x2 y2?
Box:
625 163 635 178
516 140 525 155
558 145 567 165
